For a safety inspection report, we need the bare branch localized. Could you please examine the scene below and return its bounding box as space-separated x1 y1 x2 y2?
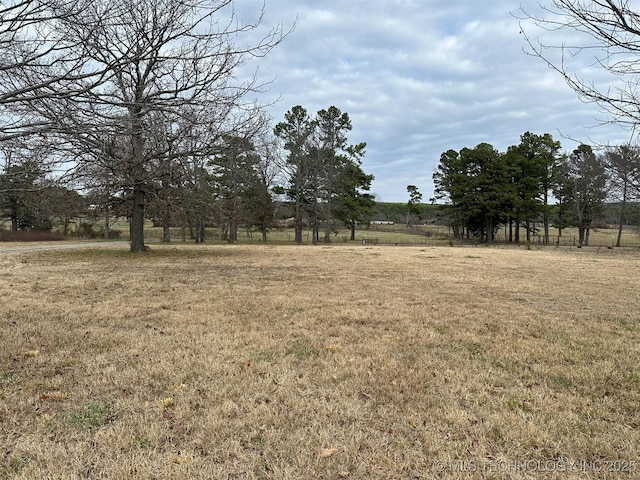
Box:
519 1 640 130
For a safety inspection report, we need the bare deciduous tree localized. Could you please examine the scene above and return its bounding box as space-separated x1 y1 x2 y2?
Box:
604 144 640 246
24 0 287 251
0 1 119 140
520 1 640 128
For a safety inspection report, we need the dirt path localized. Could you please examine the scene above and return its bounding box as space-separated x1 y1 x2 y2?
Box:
0 241 129 254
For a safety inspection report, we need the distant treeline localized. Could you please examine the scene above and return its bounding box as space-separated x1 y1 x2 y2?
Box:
370 202 640 228
371 202 441 224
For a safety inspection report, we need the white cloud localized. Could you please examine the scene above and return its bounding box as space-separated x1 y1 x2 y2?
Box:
235 0 633 201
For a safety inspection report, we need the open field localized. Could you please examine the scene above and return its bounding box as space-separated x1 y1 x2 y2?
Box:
132 219 640 247
1 244 640 479
5 214 638 247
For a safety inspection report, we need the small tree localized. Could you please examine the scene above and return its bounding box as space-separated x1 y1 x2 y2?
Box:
248 133 283 243
562 144 608 246
0 143 49 231
333 144 374 241
604 144 640 246
507 132 562 244
274 106 316 244
210 136 260 243
406 185 422 227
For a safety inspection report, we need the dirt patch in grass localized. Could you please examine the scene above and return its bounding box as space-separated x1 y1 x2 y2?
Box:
1 245 639 479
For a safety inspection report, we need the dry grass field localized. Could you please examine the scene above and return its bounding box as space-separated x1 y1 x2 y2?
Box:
1 244 639 479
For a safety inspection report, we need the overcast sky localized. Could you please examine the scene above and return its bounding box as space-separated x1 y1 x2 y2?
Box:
235 0 633 202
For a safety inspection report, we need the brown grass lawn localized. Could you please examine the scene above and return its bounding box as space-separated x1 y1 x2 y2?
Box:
1 245 639 479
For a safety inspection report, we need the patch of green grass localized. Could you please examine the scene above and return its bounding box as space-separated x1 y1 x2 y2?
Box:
461 341 485 356
505 397 533 413
614 317 640 332
250 433 267 449
62 404 115 430
0 455 27 478
546 373 575 390
0 370 16 387
286 340 319 360
286 307 305 315
430 324 448 335
250 350 274 363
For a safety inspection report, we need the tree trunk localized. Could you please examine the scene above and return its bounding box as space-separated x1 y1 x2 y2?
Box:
578 226 585 246
557 198 563 238
228 221 237 243
10 200 18 232
295 222 303 244
294 192 303 244
543 190 550 245
130 186 146 252
350 220 356 241
195 218 205 243
103 211 110 239
262 226 267 243
162 204 171 243
616 213 624 247
616 183 627 248
486 216 494 244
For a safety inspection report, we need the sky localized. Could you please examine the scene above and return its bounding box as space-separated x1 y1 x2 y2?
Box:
234 0 634 202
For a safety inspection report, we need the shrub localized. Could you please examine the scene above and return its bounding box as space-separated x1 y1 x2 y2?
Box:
76 222 98 238
75 222 122 239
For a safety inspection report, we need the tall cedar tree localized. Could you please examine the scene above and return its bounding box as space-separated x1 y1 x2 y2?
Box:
434 143 511 243
406 185 422 227
333 145 374 241
274 106 316 244
276 105 372 243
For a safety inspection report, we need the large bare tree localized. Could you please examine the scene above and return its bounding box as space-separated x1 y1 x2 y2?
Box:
0 1 121 141
23 0 286 251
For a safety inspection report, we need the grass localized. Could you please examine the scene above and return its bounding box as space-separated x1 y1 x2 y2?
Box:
124 216 640 247
4 215 639 247
1 244 640 478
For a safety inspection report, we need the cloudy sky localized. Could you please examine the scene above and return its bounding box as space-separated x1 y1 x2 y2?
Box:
235 0 632 202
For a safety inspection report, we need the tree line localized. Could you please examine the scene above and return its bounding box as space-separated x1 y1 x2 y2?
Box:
274 106 374 244
0 2 379 248
4 2 640 249
0 0 290 251
0 102 375 244
433 132 640 246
